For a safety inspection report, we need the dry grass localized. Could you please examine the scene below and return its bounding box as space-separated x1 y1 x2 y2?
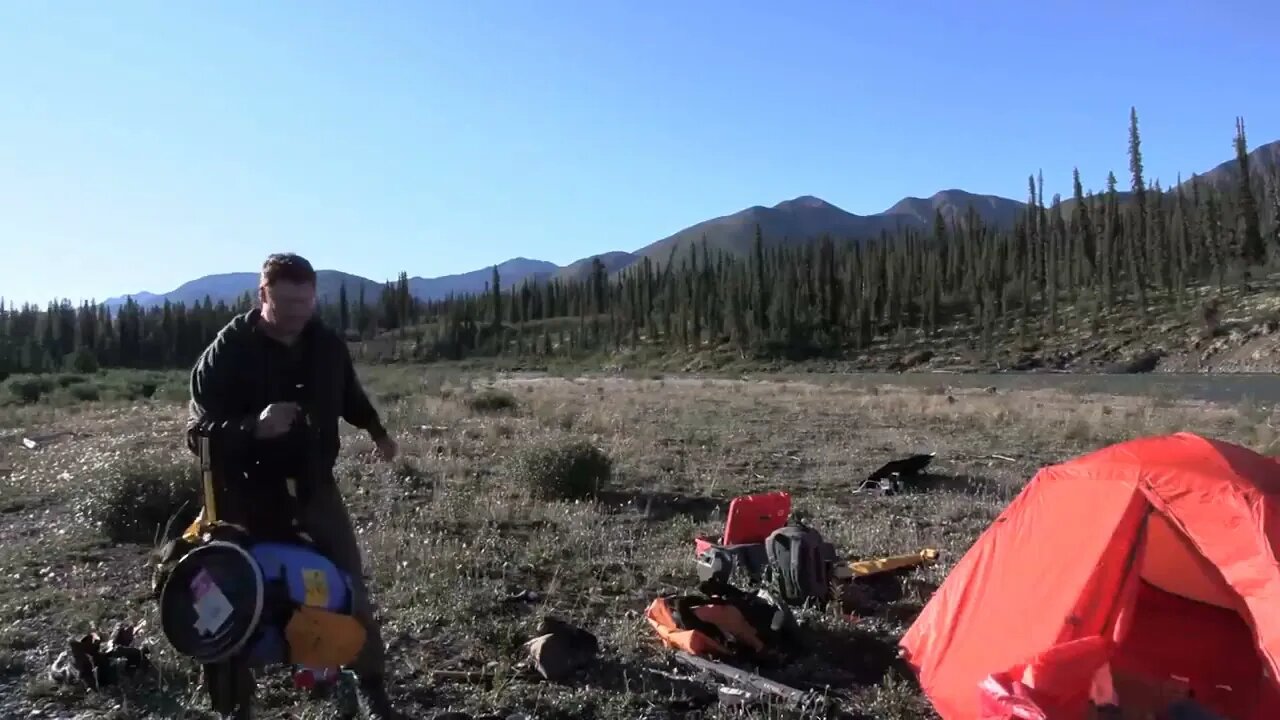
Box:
0 367 1266 719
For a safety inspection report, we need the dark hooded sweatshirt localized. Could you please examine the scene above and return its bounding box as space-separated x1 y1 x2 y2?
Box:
185 309 387 498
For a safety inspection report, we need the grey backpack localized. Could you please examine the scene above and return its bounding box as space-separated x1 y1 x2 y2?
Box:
764 524 837 607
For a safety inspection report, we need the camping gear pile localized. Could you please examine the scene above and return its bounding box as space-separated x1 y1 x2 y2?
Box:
642 491 820 710
646 434 1280 719
691 490 840 604
899 432 1279 720
646 491 818 662
153 432 367 717
645 489 937 668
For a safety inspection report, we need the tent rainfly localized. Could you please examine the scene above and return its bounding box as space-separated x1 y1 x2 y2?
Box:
900 432 1280 720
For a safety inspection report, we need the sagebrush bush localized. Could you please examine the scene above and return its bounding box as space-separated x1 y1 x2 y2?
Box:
466 388 518 413
512 439 612 500
82 455 202 544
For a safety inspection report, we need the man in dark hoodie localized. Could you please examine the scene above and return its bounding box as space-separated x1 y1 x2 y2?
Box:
185 252 401 719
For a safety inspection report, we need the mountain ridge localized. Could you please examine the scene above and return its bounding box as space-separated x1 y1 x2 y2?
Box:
103 137 1280 309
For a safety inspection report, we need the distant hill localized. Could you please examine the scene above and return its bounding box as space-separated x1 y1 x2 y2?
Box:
105 270 386 309
1180 138 1280 193
624 192 1014 269
105 189 1033 309
407 257 559 300
883 190 1026 229
105 260 559 309
100 136 1280 309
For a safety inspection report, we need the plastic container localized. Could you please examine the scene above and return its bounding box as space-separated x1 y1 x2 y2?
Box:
722 491 791 545
159 540 265 664
694 490 791 556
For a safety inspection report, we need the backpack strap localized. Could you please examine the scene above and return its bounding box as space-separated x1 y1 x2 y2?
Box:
766 527 801 601
790 533 807 599
798 526 833 603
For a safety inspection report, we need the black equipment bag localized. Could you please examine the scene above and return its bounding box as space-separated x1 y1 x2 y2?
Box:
764 523 837 607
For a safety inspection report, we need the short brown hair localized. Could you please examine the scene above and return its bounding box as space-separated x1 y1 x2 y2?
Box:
260 253 317 287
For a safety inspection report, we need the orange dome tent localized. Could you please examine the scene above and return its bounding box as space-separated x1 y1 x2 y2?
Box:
899 432 1280 720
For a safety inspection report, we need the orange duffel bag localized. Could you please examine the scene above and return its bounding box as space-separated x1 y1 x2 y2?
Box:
644 585 795 660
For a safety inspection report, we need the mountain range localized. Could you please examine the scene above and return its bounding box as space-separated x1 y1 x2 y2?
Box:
104 139 1280 309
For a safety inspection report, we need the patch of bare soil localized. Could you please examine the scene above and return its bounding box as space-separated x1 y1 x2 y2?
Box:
0 372 1263 719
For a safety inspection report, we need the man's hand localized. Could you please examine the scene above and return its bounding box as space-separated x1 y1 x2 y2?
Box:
254 402 300 439
373 434 398 462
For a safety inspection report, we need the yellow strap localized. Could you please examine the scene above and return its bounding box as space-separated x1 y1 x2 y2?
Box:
848 548 940 577
199 436 218 523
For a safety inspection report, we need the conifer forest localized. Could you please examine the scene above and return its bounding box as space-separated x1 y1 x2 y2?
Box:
3 111 1279 378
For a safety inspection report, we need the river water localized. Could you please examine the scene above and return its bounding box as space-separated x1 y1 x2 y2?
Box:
793 372 1280 407
502 369 1280 407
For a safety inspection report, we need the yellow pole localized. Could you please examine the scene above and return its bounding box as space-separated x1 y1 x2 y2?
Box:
199 435 218 525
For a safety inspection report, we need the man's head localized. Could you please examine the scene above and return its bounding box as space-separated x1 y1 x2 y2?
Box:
258 253 317 338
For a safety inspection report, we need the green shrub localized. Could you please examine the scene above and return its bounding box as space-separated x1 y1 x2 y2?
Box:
126 379 159 399
512 439 612 501
66 382 101 402
465 388 518 413
0 370 189 406
99 371 183 403
80 455 202 544
55 373 90 388
2 376 51 405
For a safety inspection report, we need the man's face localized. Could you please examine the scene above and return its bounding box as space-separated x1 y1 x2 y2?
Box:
260 280 317 335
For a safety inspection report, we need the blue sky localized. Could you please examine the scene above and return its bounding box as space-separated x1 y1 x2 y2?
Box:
2 1 1277 306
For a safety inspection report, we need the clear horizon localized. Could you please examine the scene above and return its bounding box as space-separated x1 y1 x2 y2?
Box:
2 0 1278 306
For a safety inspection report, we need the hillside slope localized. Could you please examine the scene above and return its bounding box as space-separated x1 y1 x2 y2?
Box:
553 252 639 282
98 135 1280 308
626 191 1025 269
